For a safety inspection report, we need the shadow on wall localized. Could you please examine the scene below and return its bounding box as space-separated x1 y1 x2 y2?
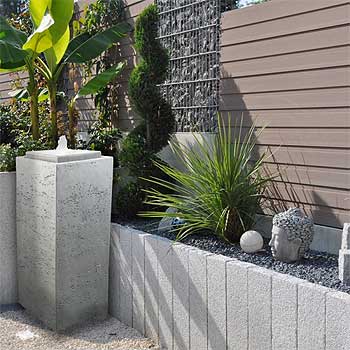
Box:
219 68 341 227
139 240 226 349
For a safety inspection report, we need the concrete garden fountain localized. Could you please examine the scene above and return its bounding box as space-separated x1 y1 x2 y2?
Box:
16 136 113 331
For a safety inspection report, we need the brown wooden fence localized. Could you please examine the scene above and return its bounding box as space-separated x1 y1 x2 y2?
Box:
220 0 350 227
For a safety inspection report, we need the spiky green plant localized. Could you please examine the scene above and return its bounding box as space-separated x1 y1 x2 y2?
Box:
140 117 275 243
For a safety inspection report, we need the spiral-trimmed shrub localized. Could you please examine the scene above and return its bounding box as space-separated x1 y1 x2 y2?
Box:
121 4 174 166
117 4 174 218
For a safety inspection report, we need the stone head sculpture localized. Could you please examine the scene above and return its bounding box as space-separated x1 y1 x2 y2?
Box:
269 208 314 263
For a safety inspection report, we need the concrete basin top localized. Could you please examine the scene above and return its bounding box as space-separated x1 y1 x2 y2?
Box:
25 149 101 163
25 136 101 163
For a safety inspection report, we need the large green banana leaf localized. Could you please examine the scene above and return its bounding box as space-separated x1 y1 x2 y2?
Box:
75 62 125 100
24 0 73 56
8 87 48 102
0 16 28 70
64 23 131 64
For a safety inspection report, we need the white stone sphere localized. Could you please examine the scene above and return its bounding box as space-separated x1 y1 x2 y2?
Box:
240 230 264 253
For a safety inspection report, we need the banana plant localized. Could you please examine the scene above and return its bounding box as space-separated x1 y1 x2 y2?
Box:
0 0 130 145
0 0 74 140
67 62 125 148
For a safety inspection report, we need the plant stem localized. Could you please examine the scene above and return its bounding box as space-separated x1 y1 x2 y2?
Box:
30 84 40 140
48 83 58 147
26 61 40 140
68 100 76 149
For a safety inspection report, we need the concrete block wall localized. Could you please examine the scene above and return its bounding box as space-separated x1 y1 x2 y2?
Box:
110 223 350 350
0 172 17 305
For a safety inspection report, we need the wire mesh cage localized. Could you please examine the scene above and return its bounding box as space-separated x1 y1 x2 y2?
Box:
156 0 221 132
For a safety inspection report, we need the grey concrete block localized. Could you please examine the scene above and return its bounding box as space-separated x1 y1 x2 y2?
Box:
189 248 212 350
173 243 190 350
158 237 173 350
248 267 273 350
0 172 17 305
326 291 350 350
144 234 159 341
298 283 328 350
119 226 133 327
207 254 232 350
109 225 120 319
17 156 113 331
227 260 254 350
132 229 150 335
272 274 300 350
338 250 350 285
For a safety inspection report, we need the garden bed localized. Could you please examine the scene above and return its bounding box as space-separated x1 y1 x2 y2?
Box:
109 222 350 350
112 217 350 294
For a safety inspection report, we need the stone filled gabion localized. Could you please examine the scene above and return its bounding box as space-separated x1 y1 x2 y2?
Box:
273 208 314 257
156 0 221 132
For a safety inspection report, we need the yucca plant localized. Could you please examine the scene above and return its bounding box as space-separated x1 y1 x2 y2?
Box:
140 117 275 243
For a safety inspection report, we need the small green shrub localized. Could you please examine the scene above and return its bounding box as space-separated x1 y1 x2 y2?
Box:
0 144 16 172
113 181 144 219
86 120 122 165
141 117 275 243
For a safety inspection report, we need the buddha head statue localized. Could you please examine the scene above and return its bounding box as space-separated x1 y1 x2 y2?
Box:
269 208 314 263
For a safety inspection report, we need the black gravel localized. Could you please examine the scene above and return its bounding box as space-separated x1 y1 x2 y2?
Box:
113 217 350 294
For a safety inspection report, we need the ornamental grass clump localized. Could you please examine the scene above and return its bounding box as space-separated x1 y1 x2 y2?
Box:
141 118 274 243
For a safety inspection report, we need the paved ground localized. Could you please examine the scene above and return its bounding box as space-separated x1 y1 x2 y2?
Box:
0 310 157 350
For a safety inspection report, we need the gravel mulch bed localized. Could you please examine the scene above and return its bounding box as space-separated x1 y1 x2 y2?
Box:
0 309 157 350
113 217 350 294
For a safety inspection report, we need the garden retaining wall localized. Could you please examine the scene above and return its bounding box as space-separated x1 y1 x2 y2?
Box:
0 172 17 305
109 223 350 350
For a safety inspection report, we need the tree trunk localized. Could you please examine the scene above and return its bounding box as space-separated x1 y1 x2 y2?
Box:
27 70 40 140
68 101 76 149
224 208 244 243
30 85 40 140
48 84 57 147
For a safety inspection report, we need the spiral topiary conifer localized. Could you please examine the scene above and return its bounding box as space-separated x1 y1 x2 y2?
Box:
122 4 174 167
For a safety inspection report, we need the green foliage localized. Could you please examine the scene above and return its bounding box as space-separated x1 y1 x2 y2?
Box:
75 62 125 99
118 4 174 218
125 4 174 157
221 0 239 11
81 0 124 35
86 120 122 165
0 144 16 172
141 117 275 243
76 0 127 123
0 100 50 141
0 0 130 145
119 132 154 175
113 181 144 219
0 98 50 173
0 105 17 145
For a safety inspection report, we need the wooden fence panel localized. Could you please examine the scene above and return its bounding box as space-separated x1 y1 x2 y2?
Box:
220 0 350 228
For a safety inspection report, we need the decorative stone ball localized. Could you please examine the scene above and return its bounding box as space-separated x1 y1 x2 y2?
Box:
240 230 264 253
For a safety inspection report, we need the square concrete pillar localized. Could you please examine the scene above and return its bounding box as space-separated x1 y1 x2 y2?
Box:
16 148 113 331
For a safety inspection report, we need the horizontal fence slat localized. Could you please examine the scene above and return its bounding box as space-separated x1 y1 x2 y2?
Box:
220 109 350 128
221 0 348 29
221 46 350 75
221 26 349 62
255 146 349 170
221 67 349 93
263 164 349 190
222 4 349 45
220 88 350 110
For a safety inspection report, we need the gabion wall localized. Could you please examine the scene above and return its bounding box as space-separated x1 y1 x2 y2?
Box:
156 0 221 132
